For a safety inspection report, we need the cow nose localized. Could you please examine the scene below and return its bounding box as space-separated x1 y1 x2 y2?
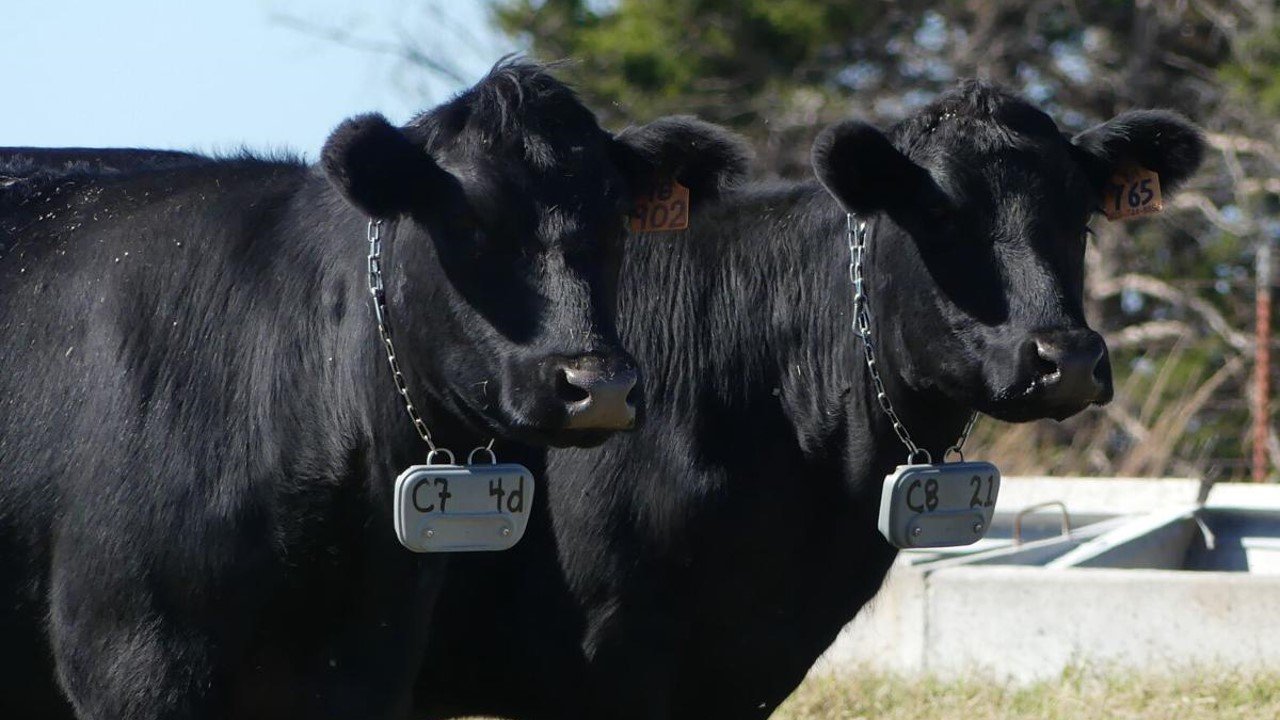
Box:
555 357 639 431
1030 330 1110 407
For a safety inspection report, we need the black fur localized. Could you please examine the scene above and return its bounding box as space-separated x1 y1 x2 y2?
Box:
415 82 1207 720
320 114 447 219
0 146 206 175
0 59 746 719
1070 109 1206 194
614 116 752 201
0 147 208 197
812 119 927 213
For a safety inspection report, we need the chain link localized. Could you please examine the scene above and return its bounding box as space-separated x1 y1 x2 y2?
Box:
368 220 439 452
847 213 977 464
945 412 978 462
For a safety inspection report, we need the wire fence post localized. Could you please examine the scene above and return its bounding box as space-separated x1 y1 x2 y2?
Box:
1253 238 1274 482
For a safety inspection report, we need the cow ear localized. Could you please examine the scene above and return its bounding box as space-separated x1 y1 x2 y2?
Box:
811 120 928 214
1070 110 1205 195
613 116 751 202
321 113 448 220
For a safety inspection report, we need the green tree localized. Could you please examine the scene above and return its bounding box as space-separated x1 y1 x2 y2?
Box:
495 0 946 173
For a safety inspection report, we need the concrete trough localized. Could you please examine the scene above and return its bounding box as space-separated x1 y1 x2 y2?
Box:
816 477 1280 681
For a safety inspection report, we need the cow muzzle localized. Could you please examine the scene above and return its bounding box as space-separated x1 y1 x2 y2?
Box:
553 356 639 431
1025 329 1113 418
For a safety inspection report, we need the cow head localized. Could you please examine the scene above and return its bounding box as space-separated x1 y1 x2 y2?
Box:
813 82 1204 422
322 60 746 447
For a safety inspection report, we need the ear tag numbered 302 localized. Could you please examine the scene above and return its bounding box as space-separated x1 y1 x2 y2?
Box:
631 178 690 233
393 448 535 553
877 461 1001 549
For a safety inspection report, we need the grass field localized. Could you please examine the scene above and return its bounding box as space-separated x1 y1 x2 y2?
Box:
775 669 1280 720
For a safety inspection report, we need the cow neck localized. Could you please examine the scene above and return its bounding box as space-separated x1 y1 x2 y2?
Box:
615 184 970 470
844 211 974 468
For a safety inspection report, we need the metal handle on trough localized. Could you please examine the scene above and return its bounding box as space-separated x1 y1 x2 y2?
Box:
1013 501 1072 545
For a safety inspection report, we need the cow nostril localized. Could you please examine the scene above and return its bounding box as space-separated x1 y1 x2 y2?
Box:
555 369 591 404
1032 340 1061 380
557 362 639 431
625 382 641 408
1093 361 1108 383
1091 342 1109 381
1028 331 1108 405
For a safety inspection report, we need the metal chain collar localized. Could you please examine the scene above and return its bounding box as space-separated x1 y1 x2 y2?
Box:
846 213 978 464
367 220 494 465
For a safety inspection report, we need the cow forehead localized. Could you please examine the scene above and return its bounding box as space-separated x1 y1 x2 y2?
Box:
897 82 1069 169
897 80 1061 140
456 148 628 221
406 58 628 214
438 121 615 168
915 115 1064 167
504 137 623 192
919 130 1092 220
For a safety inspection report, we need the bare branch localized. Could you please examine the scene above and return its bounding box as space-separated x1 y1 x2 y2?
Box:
1106 320 1193 349
1092 273 1253 353
1239 178 1280 195
1207 132 1280 167
271 14 467 85
1170 191 1252 233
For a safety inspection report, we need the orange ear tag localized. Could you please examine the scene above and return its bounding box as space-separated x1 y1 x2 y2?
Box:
1103 165 1163 221
631 179 690 233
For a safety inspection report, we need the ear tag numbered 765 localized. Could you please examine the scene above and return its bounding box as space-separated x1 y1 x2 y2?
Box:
1103 165 1162 221
877 461 1001 549
393 448 534 553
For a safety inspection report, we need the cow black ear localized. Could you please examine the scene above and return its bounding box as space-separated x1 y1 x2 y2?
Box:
1071 110 1205 195
321 113 446 219
613 116 751 202
811 120 926 214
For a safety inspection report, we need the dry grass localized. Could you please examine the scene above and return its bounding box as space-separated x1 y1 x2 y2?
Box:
776 669 1280 720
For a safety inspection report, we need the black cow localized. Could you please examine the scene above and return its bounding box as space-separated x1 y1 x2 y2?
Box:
0 60 745 719
416 81 1205 720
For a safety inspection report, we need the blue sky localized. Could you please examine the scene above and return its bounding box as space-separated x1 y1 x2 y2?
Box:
1 0 514 158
